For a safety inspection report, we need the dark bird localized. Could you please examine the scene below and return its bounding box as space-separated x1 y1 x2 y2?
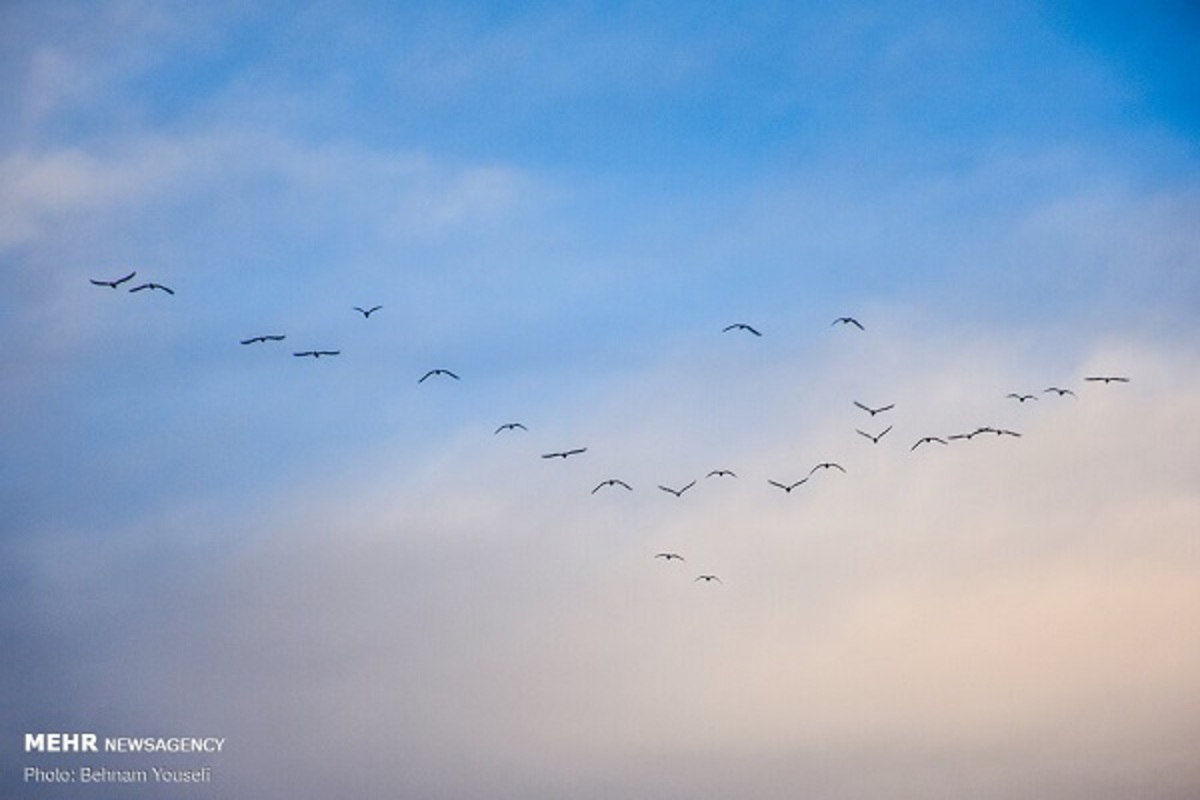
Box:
494 422 528 434
128 282 174 295
706 469 737 478
419 368 460 383
810 462 846 475
832 316 864 330
655 552 685 562
353 305 382 318
240 334 286 345
1085 376 1130 384
1043 387 1076 397
768 478 808 493
90 271 136 288
592 479 633 494
542 448 587 459
857 426 892 444
854 401 895 417
995 428 1022 438
293 350 340 358
1006 393 1037 403
911 436 948 451
723 323 762 336
694 574 722 583
658 481 696 497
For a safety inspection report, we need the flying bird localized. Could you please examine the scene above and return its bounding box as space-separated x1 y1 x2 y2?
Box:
353 305 382 318
911 436 948 451
592 479 633 494
1006 393 1037 403
1085 376 1130 384
655 553 685 562
240 334 286 345
90 271 136 288
706 469 737 478
810 462 846 475
658 481 696 497
494 422 528 434
694 574 722 583
1043 386 1076 397
542 448 587 459
831 316 864 330
722 323 762 336
419 369 460 383
857 426 892 444
768 478 808 493
293 350 340 358
128 282 174 295
854 401 894 417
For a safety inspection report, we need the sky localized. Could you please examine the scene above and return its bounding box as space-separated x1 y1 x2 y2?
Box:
2 1 1199 797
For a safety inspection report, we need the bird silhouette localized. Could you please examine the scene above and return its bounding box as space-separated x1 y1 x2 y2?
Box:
857 426 892 444
658 481 696 497
90 271 136 288
655 553 685 562
1043 386 1076 397
854 401 894 416
832 316 864 330
1006 393 1037 403
694 574 722 583
768 478 808 493
293 350 340 358
911 436 948 451
592 479 633 494
128 282 174 295
542 448 587 459
240 334 286 345
706 469 737 478
1085 376 1130 384
810 462 846 475
419 369 460 383
353 305 382 318
494 422 528 434
722 323 762 336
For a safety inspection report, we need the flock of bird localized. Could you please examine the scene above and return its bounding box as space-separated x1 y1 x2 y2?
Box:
92 271 1131 586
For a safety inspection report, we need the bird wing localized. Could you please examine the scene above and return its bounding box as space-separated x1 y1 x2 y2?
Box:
114 271 136 285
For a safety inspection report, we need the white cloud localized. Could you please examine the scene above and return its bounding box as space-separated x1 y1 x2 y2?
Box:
11 326 1196 798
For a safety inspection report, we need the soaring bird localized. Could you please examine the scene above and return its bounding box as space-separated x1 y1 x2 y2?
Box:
854 401 894 416
810 462 846 475
90 271 136 288
857 426 892 444
1085 376 1130 384
911 436 948 451
353 305 382 318
240 334 286 345
706 469 737 478
655 553 685 562
542 448 587 459
419 368 460 383
694 574 722 583
768 478 808 493
1043 386 1076 397
128 282 174 295
592 479 633 494
723 323 762 336
658 481 696 497
1006 393 1037 403
494 422 528 434
293 350 340 358
832 316 864 330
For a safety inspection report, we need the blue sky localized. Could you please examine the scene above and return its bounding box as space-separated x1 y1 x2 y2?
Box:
3 2 1200 798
